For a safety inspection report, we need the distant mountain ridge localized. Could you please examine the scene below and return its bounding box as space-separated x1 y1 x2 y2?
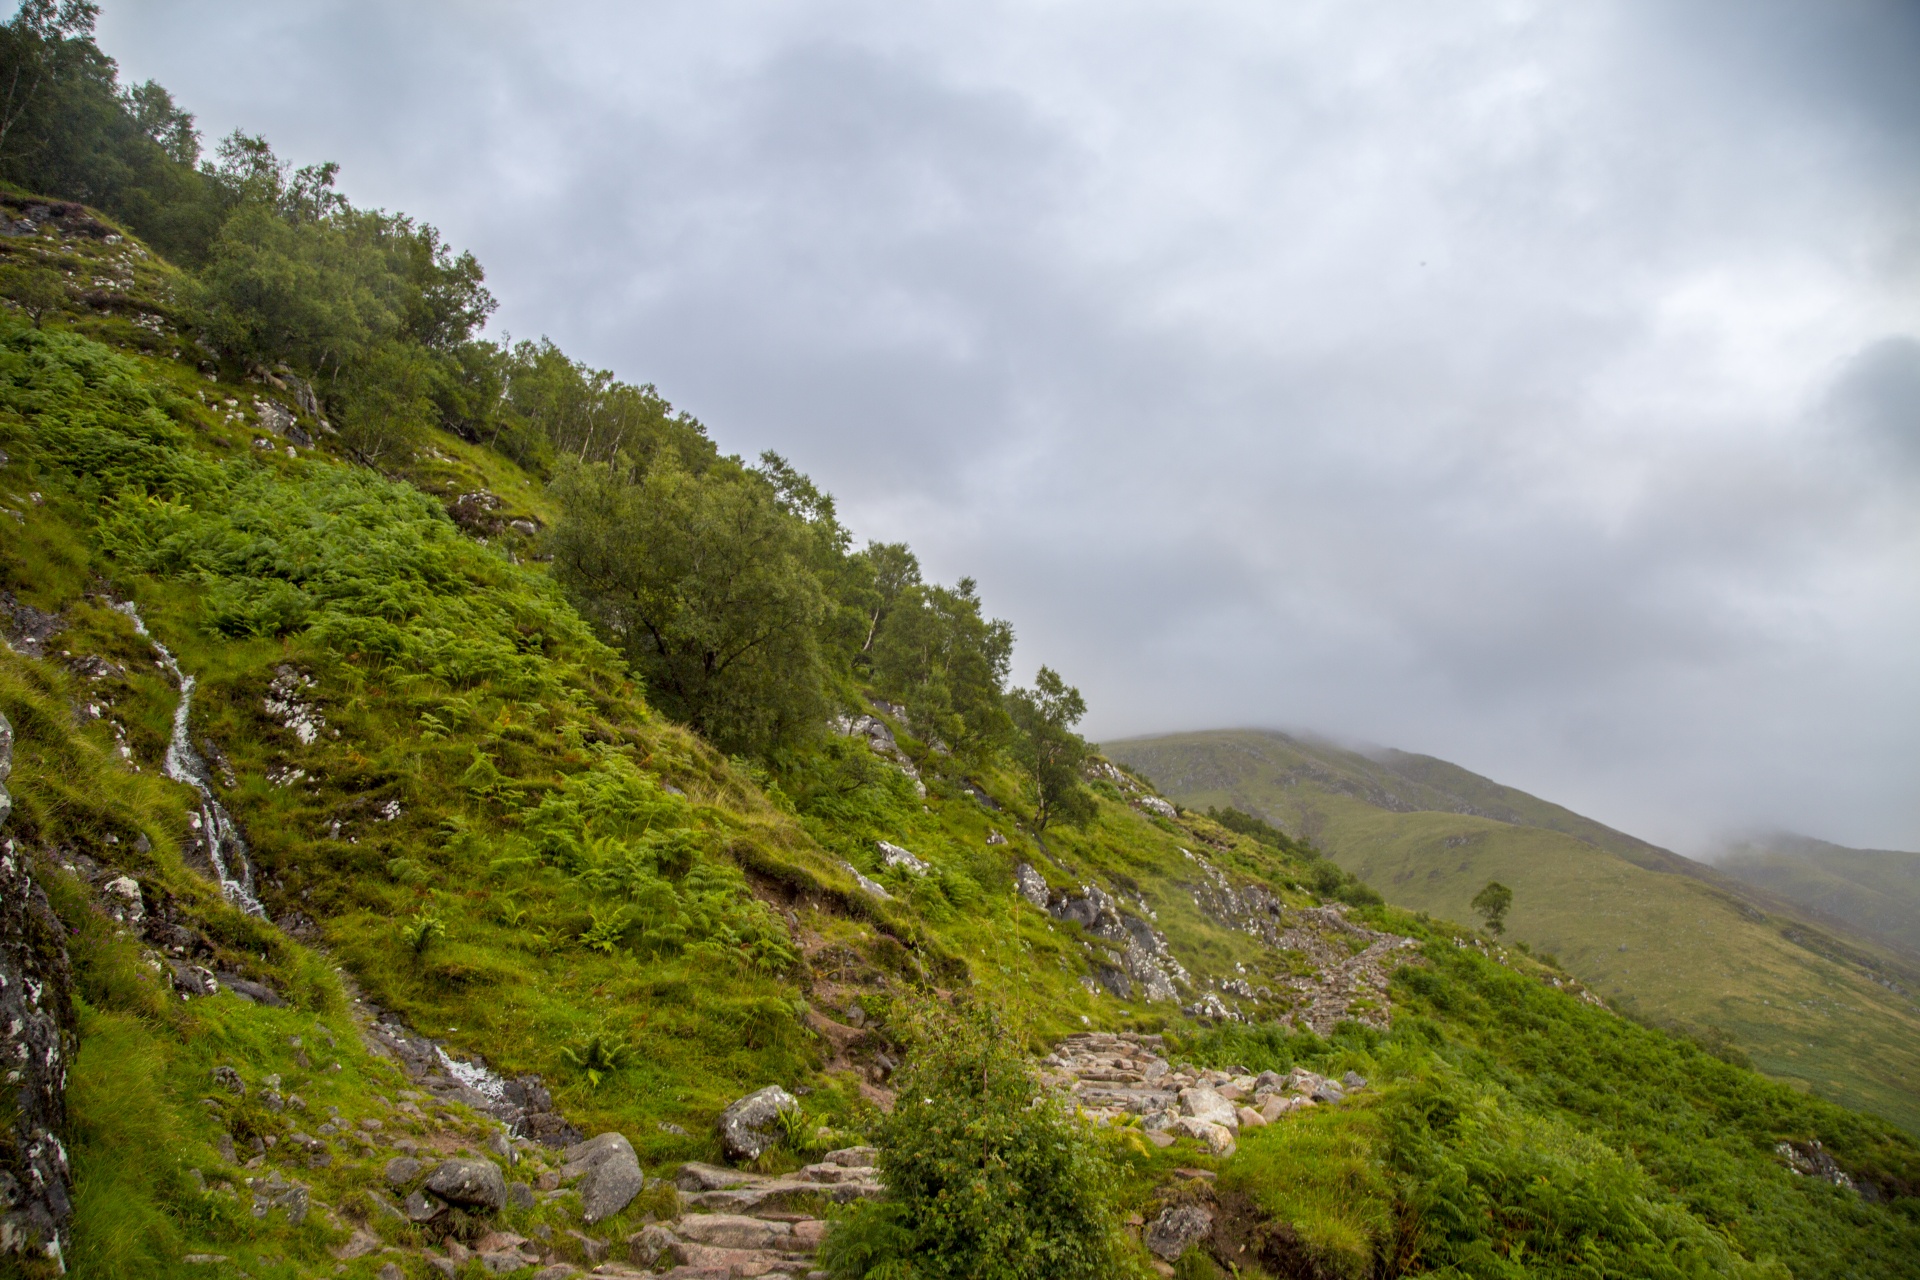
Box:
1107 727 1920 1133
1712 832 1920 958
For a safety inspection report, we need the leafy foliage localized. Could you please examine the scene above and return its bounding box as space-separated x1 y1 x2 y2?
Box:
1006 666 1096 834
550 453 831 755
1471 879 1513 935
823 1002 1127 1280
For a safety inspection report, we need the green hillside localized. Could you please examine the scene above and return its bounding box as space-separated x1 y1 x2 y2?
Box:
1106 728 1920 1133
1713 833 1920 957
1 8 1919 1278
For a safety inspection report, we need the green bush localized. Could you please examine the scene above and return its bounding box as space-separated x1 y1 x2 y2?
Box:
821 1002 1129 1280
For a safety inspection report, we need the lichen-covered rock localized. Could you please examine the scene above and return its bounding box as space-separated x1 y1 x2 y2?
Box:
719 1085 799 1164
560 1132 643 1223
424 1157 507 1211
0 835 75 1273
876 840 929 875
1014 862 1050 909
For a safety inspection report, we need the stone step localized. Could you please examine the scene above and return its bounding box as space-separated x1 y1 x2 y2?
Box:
670 1241 811 1277
681 1178 879 1213
673 1213 827 1254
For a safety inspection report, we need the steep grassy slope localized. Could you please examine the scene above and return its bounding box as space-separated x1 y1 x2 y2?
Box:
4 203 1919 1278
1107 729 1920 1133
1713 833 1920 957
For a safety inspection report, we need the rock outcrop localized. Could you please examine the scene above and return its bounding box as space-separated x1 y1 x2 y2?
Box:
0 712 77 1274
1019 873 1190 1004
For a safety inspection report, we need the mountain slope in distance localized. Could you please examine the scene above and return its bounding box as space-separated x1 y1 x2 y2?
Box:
1106 728 1920 1133
1712 832 1920 958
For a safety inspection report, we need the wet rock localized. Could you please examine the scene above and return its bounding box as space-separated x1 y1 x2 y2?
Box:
1145 1202 1214 1261
719 1086 800 1164
561 1132 644 1223
425 1157 506 1211
0 835 76 1271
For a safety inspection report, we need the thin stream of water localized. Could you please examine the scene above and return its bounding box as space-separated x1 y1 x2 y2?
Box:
112 601 266 918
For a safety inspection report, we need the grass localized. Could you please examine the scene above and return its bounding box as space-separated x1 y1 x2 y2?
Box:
1109 728 1920 1134
1222 1103 1391 1279
4 212 1919 1278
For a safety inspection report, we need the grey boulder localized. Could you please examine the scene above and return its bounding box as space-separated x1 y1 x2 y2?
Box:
1145 1203 1214 1261
719 1085 799 1164
424 1157 506 1211
561 1131 644 1224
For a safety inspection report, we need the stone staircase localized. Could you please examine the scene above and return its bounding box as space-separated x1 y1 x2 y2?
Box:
573 1146 882 1278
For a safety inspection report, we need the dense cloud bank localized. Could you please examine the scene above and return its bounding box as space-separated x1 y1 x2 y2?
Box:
99 0 1920 852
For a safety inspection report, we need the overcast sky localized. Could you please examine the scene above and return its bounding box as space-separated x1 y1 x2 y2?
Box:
94 0 1920 856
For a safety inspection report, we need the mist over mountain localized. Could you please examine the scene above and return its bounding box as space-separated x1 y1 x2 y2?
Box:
95 0 1920 858
1709 832 1920 957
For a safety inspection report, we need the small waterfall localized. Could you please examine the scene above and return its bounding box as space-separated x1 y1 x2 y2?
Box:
112 602 267 918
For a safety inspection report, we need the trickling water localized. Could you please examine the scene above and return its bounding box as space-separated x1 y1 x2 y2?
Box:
437 1046 511 1103
112 602 267 918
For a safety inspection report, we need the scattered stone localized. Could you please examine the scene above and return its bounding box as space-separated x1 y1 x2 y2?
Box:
214 972 285 1007
385 1156 424 1186
331 1228 381 1260
507 1181 537 1209
1145 1203 1214 1262
629 1224 678 1267
565 1229 610 1263
405 1188 446 1222
211 1065 246 1096
1015 863 1050 909
425 1157 507 1211
561 1132 644 1223
719 1086 800 1164
248 1173 309 1225
840 863 892 900
876 840 929 875
1178 1088 1239 1131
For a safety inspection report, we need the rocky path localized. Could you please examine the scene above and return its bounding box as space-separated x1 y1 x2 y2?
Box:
1040 1031 1366 1158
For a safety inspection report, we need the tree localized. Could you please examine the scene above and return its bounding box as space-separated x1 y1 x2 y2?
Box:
0 262 66 327
1006 666 1096 836
1472 880 1513 936
819 1002 1123 1280
870 573 1014 760
549 452 830 755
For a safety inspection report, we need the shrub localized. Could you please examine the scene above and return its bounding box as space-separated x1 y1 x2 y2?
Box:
821 1001 1127 1280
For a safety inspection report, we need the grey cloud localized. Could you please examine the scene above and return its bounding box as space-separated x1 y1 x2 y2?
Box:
96 0 1920 852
